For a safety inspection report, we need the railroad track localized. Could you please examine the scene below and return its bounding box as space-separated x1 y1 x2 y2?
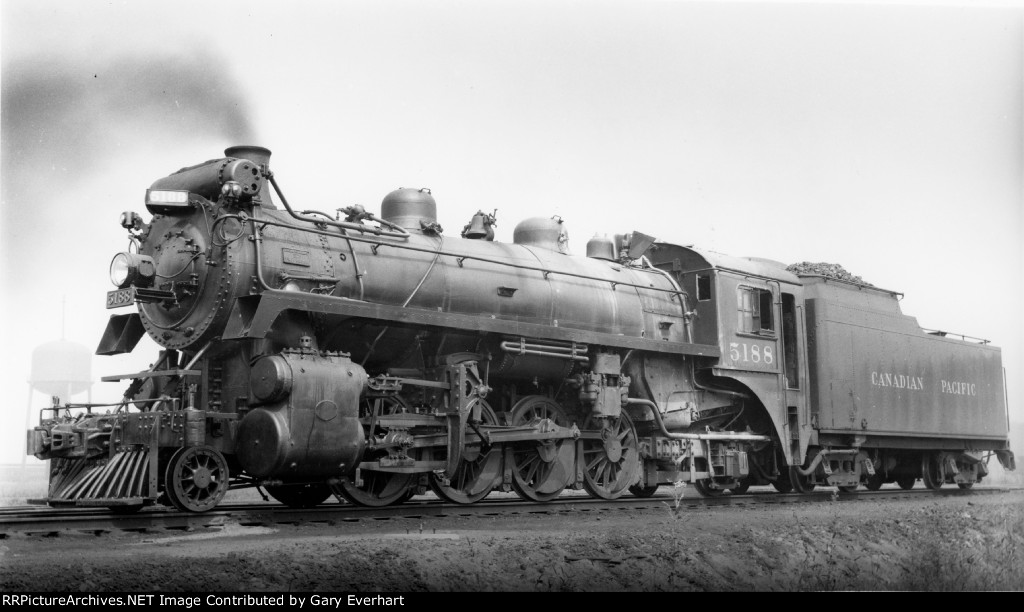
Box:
1 485 1015 537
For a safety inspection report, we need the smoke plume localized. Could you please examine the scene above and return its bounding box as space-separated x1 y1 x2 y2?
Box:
1 50 257 272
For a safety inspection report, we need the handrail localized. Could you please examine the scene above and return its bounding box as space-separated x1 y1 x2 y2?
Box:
240 212 687 298
922 329 991 345
265 171 411 239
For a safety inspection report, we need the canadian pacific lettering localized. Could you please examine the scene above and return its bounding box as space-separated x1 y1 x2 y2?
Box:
870 371 924 390
941 380 977 396
869 372 978 397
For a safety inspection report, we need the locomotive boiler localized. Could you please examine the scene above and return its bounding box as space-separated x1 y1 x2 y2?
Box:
28 146 1015 512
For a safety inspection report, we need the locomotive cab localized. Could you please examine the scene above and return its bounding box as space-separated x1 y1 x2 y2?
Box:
649 244 812 491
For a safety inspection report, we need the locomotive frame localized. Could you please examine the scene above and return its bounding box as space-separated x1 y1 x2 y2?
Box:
27 146 1015 512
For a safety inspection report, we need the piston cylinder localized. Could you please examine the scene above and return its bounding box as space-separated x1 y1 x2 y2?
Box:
236 351 367 478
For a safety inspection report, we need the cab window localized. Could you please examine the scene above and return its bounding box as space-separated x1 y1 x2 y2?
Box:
737 287 774 335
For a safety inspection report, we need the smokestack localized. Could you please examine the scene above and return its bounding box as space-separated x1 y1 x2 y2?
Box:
225 145 275 209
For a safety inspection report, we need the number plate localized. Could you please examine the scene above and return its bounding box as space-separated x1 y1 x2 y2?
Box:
106 287 136 309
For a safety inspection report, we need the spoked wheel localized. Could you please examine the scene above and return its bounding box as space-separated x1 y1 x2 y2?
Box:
788 466 816 494
509 396 575 502
335 394 416 507
333 471 416 507
266 483 333 508
164 446 229 513
581 413 641 500
361 394 411 430
897 476 916 490
864 473 885 491
922 454 945 490
430 400 503 504
629 484 660 498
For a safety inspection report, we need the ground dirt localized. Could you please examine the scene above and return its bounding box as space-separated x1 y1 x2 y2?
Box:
2 486 1023 593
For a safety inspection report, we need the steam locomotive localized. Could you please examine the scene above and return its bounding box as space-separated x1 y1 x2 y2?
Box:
28 146 1015 512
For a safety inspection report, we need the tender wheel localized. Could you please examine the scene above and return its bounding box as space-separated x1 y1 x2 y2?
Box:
922 454 945 490
509 396 575 502
164 446 229 513
581 413 641 500
864 473 884 491
266 483 333 508
897 476 916 490
333 471 416 507
693 478 724 497
629 484 660 498
788 466 816 494
430 400 503 504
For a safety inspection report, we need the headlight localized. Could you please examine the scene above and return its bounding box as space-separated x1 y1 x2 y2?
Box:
110 253 131 287
109 252 155 289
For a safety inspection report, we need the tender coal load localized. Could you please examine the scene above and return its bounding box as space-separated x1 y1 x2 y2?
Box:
786 261 873 286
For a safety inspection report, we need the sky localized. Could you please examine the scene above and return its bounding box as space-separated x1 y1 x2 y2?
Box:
2 0 1022 465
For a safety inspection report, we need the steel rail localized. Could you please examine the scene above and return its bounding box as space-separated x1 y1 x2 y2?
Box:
2 486 1015 537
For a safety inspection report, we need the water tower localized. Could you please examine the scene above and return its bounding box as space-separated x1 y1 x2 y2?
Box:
25 325 92 465
29 339 92 401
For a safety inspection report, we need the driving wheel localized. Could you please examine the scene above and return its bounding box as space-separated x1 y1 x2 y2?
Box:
333 470 416 507
430 400 503 504
509 396 574 502
334 394 416 506
266 483 333 508
581 413 640 500
629 484 660 498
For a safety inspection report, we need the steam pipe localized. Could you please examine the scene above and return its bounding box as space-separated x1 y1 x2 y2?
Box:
248 211 273 291
341 229 366 300
500 341 590 362
688 360 749 399
266 171 410 239
625 398 771 442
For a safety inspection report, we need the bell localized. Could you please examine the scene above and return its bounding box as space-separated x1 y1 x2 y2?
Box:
462 211 493 240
